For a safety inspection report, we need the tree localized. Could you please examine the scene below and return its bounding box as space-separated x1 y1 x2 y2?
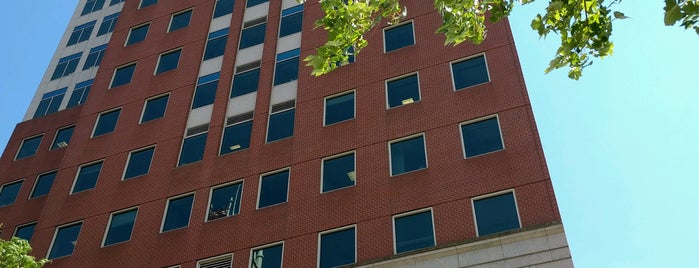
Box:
0 225 49 268
300 0 698 80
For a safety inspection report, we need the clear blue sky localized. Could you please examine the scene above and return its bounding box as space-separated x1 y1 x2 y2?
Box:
1 1 697 267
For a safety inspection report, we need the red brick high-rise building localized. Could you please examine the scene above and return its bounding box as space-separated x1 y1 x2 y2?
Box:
0 0 572 267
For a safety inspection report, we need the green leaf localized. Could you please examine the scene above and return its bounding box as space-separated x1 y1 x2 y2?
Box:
665 5 682 25
613 11 628 19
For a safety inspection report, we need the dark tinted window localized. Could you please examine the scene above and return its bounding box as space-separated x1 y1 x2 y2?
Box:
452 55 489 89
48 223 82 259
266 109 294 142
156 49 181 74
251 244 283 268
213 0 235 18
51 126 75 150
30 171 57 198
72 162 103 193
319 227 355 268
111 64 136 88
207 182 243 221
141 95 169 123
384 22 414 52
140 0 157 8
204 29 228 60
34 89 66 118
279 6 303 37
52 53 82 80
231 68 260 97
461 117 503 157
258 170 289 208
0 181 23 207
124 147 155 179
394 210 435 253
104 209 137 246
169 10 192 32
220 120 253 155
14 223 36 241
97 12 120 36
82 0 105 15
126 24 149 45
67 21 96 46
110 0 125 5
322 153 355 193
246 0 268 8
273 49 300 86
386 74 420 108
239 23 266 49
178 133 207 166
162 194 194 232
67 80 92 108
390 135 427 176
93 109 120 137
474 192 520 236
324 92 354 125
193 74 219 109
16 135 43 160
83 44 107 70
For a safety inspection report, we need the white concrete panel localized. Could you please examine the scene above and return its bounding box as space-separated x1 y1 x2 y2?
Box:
226 92 257 117
276 33 302 53
187 105 214 129
457 245 505 267
282 0 300 10
537 258 574 268
235 44 264 66
270 81 297 105
210 14 233 32
501 236 550 258
199 57 224 77
504 250 553 267
243 2 270 22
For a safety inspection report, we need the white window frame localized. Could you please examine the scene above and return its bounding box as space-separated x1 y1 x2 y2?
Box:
70 159 104 194
449 53 491 91
387 133 428 177
124 23 150 46
256 167 290 209
317 224 357 268
471 189 522 237
459 114 505 159
139 93 170 124
101 206 139 247
265 100 296 143
29 170 58 199
176 128 208 167
154 47 183 75
122 145 156 180
249 241 284 268
320 150 356 193
323 89 356 126
391 207 436 254
384 72 421 109
160 192 196 233
109 62 137 88
168 8 194 33
51 125 75 150
14 134 44 160
0 179 24 206
218 113 254 156
382 20 416 53
205 179 245 222
46 221 83 259
91 107 121 137
13 221 37 239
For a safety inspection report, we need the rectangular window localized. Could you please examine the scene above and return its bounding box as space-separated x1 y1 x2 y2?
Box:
318 226 356 268
220 112 253 155
126 23 149 45
266 100 295 142
393 209 435 254
103 208 138 246
81 0 105 15
460 116 504 158
473 191 521 236
250 242 283 268
203 28 229 60
51 53 83 80
0 180 23 207
169 9 192 32
257 169 289 209
97 12 120 36
324 91 355 125
389 134 427 176
207 181 243 221
213 0 235 18
161 193 194 232
14 222 37 241
67 80 92 108
198 254 233 268
239 18 266 49
92 109 121 137
383 21 414 52
155 49 182 74
192 73 219 109
386 73 420 108
178 126 208 166
51 126 75 150
279 5 303 38
273 48 300 86
322 152 355 193
33 88 66 119
110 63 136 88
123 147 155 179
83 44 108 70
67 21 96 46
71 161 103 194
47 222 82 259
231 62 260 98
30 171 57 198
139 0 157 8
141 94 169 123
110 0 125 5
246 0 269 8
452 54 490 90
16 135 43 160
